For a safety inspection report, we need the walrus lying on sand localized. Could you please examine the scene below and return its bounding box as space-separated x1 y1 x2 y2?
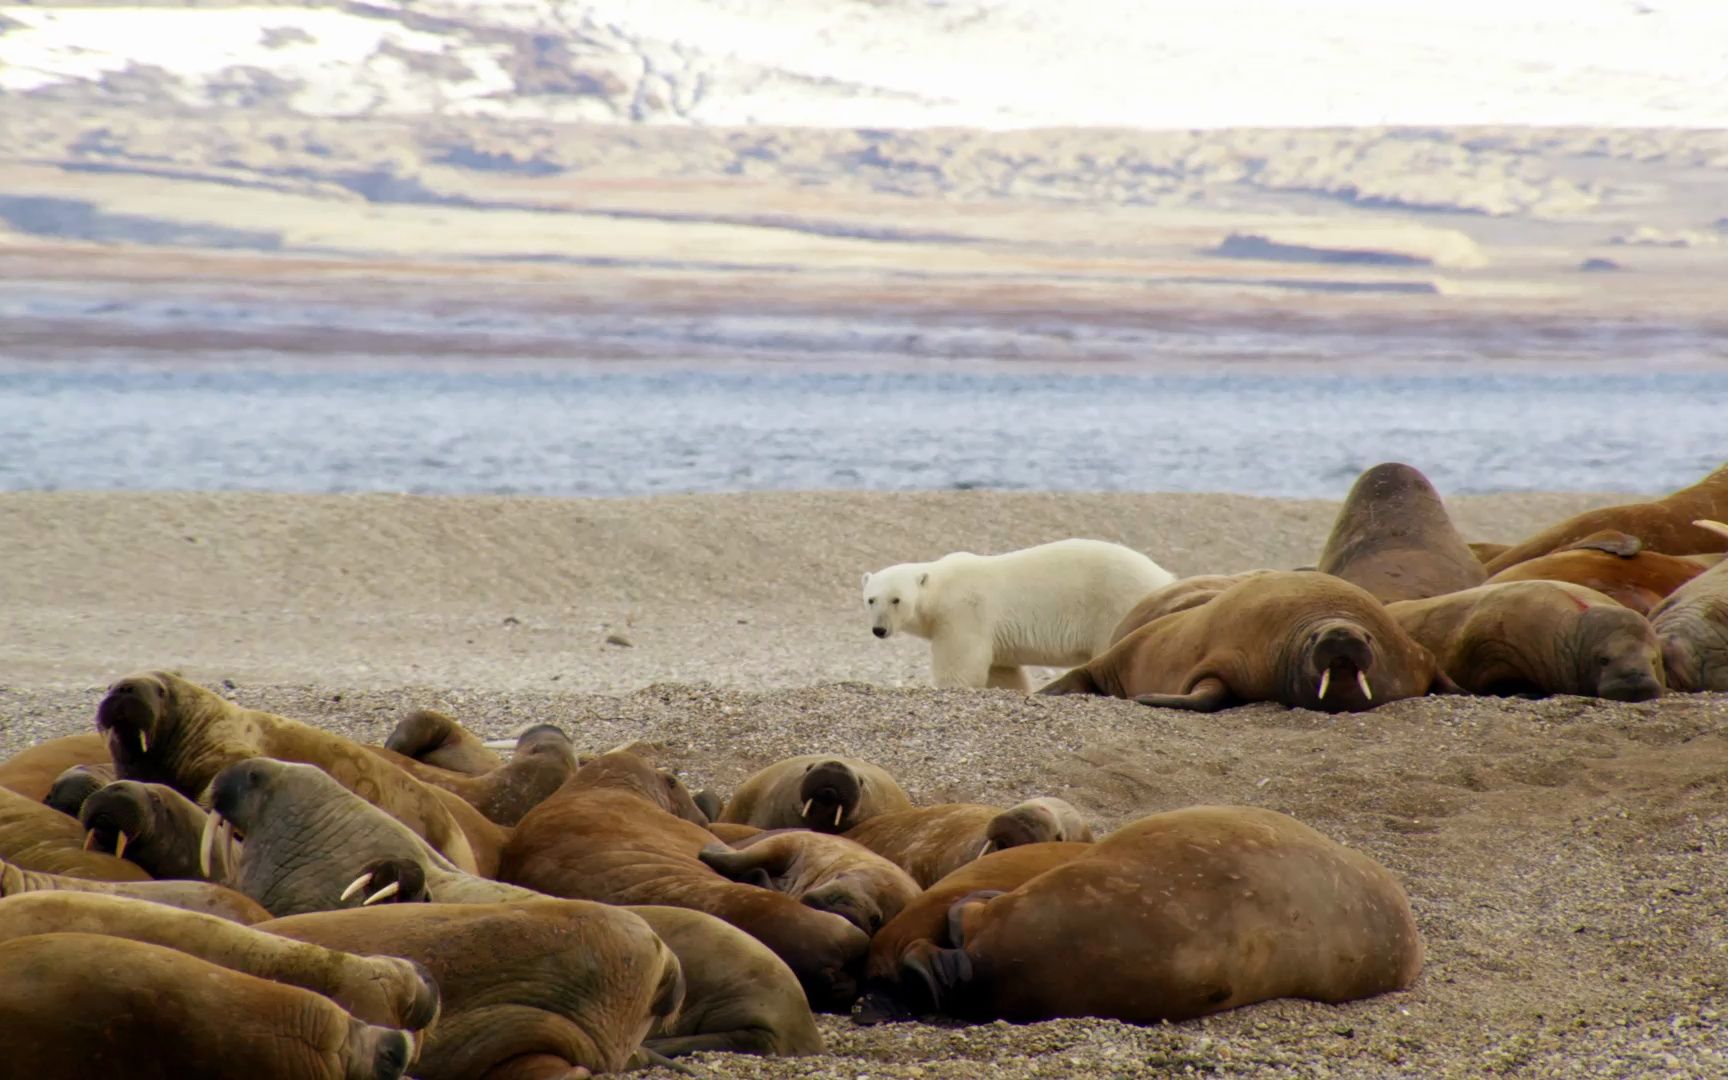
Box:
897 806 1423 1025
1107 571 1275 646
96 671 479 873
503 750 870 1010
382 708 503 776
720 753 914 833
0 932 415 1080
0 857 270 923
700 828 922 935
1650 520 1728 692
1388 580 1665 701
80 779 229 881
842 798 1094 888
0 732 111 803
1317 462 1487 603
0 892 438 1031
1040 571 1454 712
370 723 578 827
264 900 686 1080
1483 462 1728 574
1484 532 1704 615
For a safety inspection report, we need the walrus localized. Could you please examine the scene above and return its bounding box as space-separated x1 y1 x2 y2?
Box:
96 671 479 873
0 731 111 803
1040 571 1454 712
382 708 502 776
43 762 116 817
843 798 1095 888
1 857 271 923
1469 541 1511 566
263 900 686 1080
502 750 871 1010
1315 462 1486 602
205 758 510 917
1650 520 1728 691
1 784 151 881
370 724 578 828
1107 572 1276 646
0 932 415 1080
1483 463 1728 574
854 841 1092 1024
79 779 230 881
1484 531 1705 615
693 789 726 823
0 892 438 1031
700 829 922 935
898 806 1423 1024
1387 580 1665 700
720 754 914 834
709 821 763 844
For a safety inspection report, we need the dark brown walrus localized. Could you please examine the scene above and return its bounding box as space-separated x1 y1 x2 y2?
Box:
1039 571 1454 712
1 857 270 924
502 750 871 1010
369 724 578 827
897 806 1423 1025
264 900 686 1080
854 841 1092 1025
0 892 438 1032
1484 531 1705 615
0 783 150 881
96 671 479 873
700 828 922 935
1387 580 1665 701
0 932 415 1080
1651 520 1728 691
1316 462 1486 603
0 731 111 803
719 753 914 834
842 798 1094 888
79 779 227 881
44 762 117 817
382 708 503 776
1483 462 1728 574
1108 571 1276 646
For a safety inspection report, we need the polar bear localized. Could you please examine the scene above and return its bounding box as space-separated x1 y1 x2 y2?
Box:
861 538 1176 691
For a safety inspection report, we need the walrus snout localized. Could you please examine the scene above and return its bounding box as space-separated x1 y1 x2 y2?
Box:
77 782 149 856
95 676 165 760
1596 667 1663 702
1305 625 1378 712
351 1023 414 1080
873 625 888 639
798 762 862 832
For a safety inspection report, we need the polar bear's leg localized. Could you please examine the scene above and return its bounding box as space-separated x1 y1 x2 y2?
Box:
929 634 994 689
985 665 1030 691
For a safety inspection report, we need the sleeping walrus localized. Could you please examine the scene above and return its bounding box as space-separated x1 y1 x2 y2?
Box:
1483 462 1728 573
1651 521 1728 691
1484 532 1705 615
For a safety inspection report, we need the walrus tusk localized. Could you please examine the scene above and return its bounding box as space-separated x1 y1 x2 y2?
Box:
138 730 149 754
1357 671 1373 700
362 881 401 906
113 831 127 861
339 872 375 902
199 813 219 878
1318 670 1332 700
977 840 993 860
1693 519 1728 541
801 799 813 818
82 830 97 851
834 805 843 828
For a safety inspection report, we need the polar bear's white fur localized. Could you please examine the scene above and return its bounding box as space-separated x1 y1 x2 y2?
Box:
861 538 1176 690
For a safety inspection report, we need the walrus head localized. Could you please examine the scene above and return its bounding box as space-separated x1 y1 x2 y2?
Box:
94 672 174 776
798 760 863 833
43 765 111 819
1292 621 1381 713
1573 605 1664 702
76 781 155 865
984 797 1093 855
572 751 709 825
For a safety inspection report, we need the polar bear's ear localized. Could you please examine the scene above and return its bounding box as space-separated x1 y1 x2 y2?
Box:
861 571 872 587
917 572 928 586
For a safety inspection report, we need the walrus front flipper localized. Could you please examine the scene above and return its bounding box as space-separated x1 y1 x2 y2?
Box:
1133 676 1232 712
898 939 974 1016
698 844 781 890
692 789 724 823
1565 531 1643 557
1036 667 1102 696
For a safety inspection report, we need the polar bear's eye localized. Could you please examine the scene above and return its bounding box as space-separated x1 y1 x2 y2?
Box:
891 598 900 605
867 598 875 605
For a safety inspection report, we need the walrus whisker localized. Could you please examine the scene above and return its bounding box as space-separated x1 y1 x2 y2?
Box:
1357 671 1374 700
339 872 375 902
362 881 401 906
1317 670 1332 699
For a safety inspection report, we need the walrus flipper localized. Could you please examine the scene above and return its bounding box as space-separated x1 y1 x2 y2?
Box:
645 1031 784 1059
1565 531 1643 557
898 939 975 1016
1035 667 1102 696
1133 676 1232 712
698 844 781 890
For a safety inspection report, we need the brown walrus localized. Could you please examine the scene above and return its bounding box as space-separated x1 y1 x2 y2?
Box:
0 731 111 803
0 784 151 881
43 762 117 817
854 841 1092 1024
1484 532 1705 615
370 724 578 827
843 798 1094 888
1316 462 1486 602
1040 571 1454 712
1468 541 1511 566
0 932 415 1080
898 806 1423 1024
0 892 438 1031
700 829 922 935
1650 520 1728 691
381 708 502 776
1107 571 1277 646
263 900 686 1080
719 754 914 834
502 750 871 1010
96 671 478 873
1483 463 1728 574
79 779 227 881
708 821 763 844
0 857 270 923
1387 580 1665 700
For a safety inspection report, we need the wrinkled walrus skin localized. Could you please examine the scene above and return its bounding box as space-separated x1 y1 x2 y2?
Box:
96 671 479 873
900 806 1423 1025
1316 462 1487 603
1651 522 1728 691
0 857 270 924
701 828 922 935
0 932 416 1080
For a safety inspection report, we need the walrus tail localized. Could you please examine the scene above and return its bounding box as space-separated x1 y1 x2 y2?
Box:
1035 667 1101 696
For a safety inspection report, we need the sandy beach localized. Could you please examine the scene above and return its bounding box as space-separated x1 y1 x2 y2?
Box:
4 488 1726 1077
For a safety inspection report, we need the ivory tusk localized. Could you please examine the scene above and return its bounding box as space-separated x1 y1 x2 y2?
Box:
199 814 219 878
834 805 843 828
113 831 128 862
1317 670 1332 700
339 872 375 902
362 881 401 906
82 830 97 851
1357 671 1373 700
801 799 813 818
977 840 993 859
138 730 149 754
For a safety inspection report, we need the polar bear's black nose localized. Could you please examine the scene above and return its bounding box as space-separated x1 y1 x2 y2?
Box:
872 626 887 639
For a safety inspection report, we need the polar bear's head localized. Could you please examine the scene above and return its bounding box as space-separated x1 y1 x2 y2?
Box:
861 564 927 639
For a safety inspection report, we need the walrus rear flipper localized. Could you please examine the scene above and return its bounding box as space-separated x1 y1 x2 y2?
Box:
1036 667 1102 696
898 939 974 1016
1134 676 1231 712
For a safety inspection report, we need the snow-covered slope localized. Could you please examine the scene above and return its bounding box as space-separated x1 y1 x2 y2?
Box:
2 0 1726 128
